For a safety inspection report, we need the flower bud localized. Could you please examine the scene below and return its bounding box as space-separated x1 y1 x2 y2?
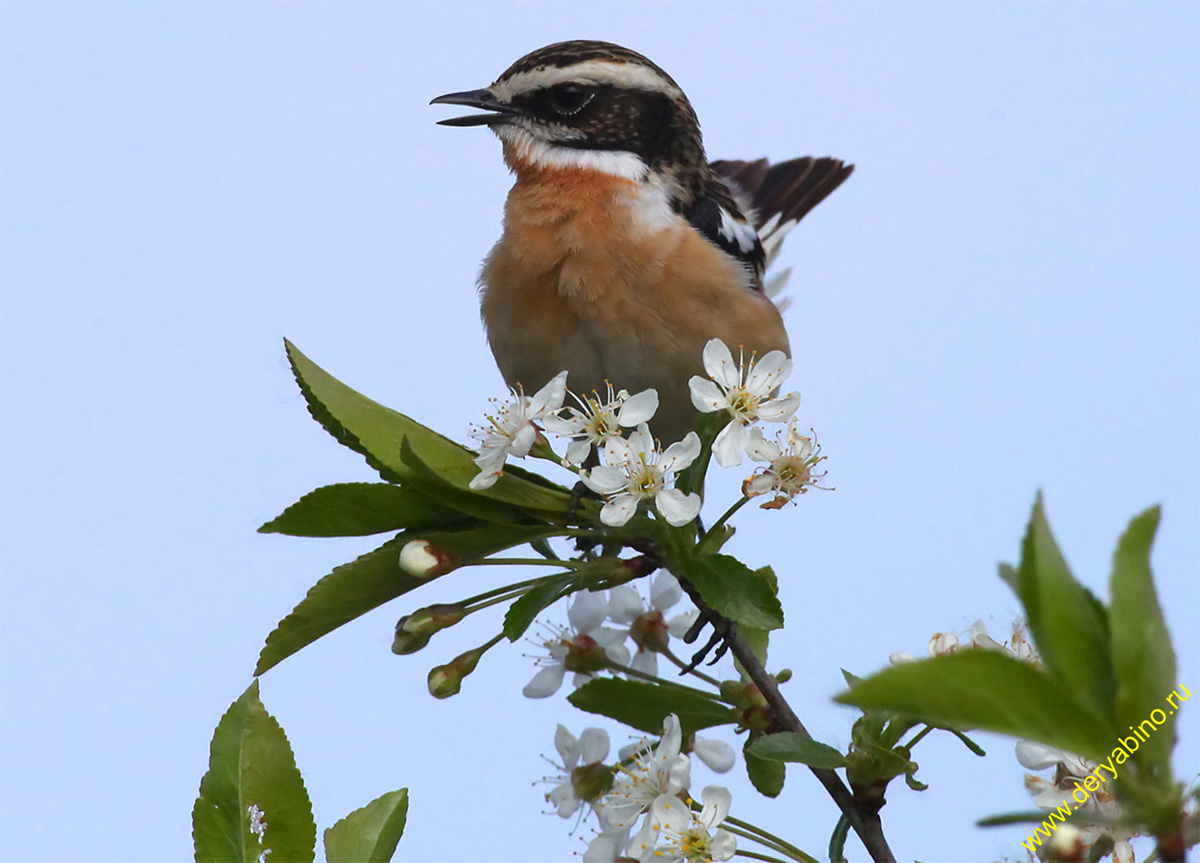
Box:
399 539 453 579
392 604 467 655
427 642 488 699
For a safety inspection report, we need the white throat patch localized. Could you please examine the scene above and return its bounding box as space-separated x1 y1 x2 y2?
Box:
497 124 649 181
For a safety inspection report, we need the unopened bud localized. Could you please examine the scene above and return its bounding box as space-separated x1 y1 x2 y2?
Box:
399 539 452 578
774 668 793 684
392 603 467 655
426 636 500 699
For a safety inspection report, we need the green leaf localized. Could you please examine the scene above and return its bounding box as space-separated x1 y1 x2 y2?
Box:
323 788 409 863
734 626 770 682
193 681 316 863
744 742 786 798
502 575 575 641
1009 494 1114 720
396 438 565 525
284 339 573 516
747 733 847 769
256 524 555 674
835 650 1114 761
567 678 733 739
683 554 783 631
1109 506 1176 781
259 483 462 537
828 815 851 863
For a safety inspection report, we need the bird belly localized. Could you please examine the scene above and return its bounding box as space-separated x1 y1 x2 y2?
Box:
480 170 789 442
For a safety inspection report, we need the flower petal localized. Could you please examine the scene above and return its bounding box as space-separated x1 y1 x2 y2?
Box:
578 727 610 764
742 425 780 462
709 828 738 861
523 663 566 698
712 420 747 467
658 436 699 477
583 465 629 495
688 376 727 413
631 648 658 677
608 585 646 624
655 488 701 526
601 494 640 526
548 781 579 817
618 389 659 425
693 739 736 773
701 338 739 388
529 370 569 415
468 469 501 490
745 351 791 395
757 392 800 422
564 438 592 466
569 590 610 634
649 571 682 611
555 724 581 767
699 785 732 829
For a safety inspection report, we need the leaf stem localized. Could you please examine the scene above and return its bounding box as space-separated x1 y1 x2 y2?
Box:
604 661 730 703
723 815 819 863
663 647 723 688
698 496 751 552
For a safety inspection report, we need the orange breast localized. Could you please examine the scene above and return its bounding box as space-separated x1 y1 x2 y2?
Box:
479 165 789 443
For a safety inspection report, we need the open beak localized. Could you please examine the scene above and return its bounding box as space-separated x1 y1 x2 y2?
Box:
430 89 519 127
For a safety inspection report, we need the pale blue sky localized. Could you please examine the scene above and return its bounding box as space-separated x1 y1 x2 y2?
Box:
2 3 1197 861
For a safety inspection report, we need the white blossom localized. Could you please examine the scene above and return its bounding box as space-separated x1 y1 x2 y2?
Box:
607 572 699 677
524 591 630 698
542 384 658 465
543 725 611 819
582 425 702 527
597 714 691 833
468 371 567 490
741 421 827 508
631 786 736 863
687 338 799 467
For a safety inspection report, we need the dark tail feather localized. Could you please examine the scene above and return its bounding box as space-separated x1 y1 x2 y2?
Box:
710 156 854 233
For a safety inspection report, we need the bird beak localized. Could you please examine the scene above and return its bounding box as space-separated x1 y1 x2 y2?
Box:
430 88 518 127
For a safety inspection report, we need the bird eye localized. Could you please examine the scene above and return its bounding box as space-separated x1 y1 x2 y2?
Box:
546 83 593 116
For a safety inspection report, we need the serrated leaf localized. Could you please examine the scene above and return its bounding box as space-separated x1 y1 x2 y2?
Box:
1009 494 1114 720
256 524 555 674
259 483 462 537
503 575 575 641
683 554 783 631
323 788 409 863
835 650 1114 761
284 340 573 516
1109 505 1176 782
744 742 785 798
193 681 315 863
567 678 733 739
747 733 847 768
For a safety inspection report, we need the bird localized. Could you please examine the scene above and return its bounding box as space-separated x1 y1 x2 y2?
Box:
432 40 852 447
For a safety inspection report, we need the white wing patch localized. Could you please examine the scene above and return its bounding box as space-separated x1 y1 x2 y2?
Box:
717 207 758 254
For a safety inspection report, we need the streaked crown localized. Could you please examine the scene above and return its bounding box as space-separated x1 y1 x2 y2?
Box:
432 40 707 185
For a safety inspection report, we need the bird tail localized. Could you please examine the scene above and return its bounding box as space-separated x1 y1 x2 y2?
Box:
710 157 853 304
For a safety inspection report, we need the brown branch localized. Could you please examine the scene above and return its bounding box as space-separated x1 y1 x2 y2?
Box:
673 574 897 863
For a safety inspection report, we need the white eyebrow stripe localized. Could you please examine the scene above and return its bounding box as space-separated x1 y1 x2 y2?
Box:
491 60 682 102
